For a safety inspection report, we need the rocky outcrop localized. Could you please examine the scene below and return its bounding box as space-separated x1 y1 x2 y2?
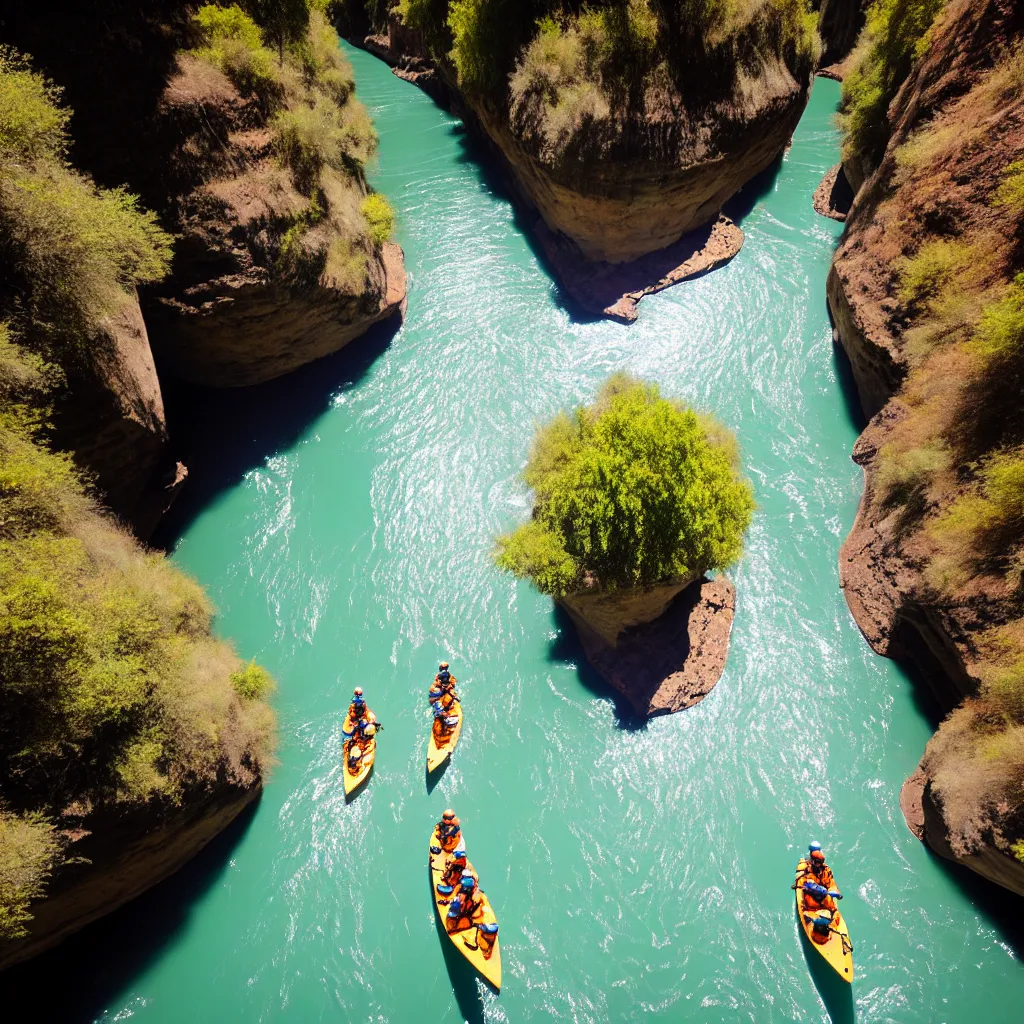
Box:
559 576 736 717
899 768 1024 897
362 18 810 319
142 56 406 388
466 79 806 268
0 781 259 970
812 163 853 222
831 0 1024 893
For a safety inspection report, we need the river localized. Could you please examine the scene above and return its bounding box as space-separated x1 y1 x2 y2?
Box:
13 44 1024 1023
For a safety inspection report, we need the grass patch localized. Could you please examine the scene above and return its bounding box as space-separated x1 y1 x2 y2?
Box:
494 373 754 597
896 238 981 312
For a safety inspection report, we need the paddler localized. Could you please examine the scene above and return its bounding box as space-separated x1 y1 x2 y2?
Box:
429 663 457 711
432 689 459 738
446 872 485 933
804 907 836 945
437 842 477 894
343 688 370 738
435 808 462 852
794 841 842 913
476 921 499 960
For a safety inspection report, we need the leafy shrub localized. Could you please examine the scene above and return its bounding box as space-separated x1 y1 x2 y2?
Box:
273 99 346 187
192 4 281 100
360 192 394 245
0 809 57 940
0 48 69 164
0 54 173 353
231 660 275 700
293 8 355 104
840 0 947 170
972 273 1024 362
875 440 948 505
495 374 754 597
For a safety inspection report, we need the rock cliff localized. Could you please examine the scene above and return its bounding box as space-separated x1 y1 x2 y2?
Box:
816 0 867 66
0 782 260 970
143 55 406 387
358 4 815 318
559 576 736 717
830 0 1024 893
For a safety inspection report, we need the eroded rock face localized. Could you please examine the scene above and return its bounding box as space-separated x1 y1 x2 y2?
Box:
142 56 406 388
559 576 735 717
55 296 169 525
0 782 259 970
831 0 1024 894
468 76 807 267
363 21 808 316
899 767 1024 897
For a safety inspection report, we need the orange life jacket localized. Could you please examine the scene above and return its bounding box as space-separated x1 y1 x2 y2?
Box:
438 819 461 850
442 858 475 887
447 887 483 930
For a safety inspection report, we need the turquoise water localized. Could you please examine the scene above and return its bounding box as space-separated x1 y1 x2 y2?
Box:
16 50 1024 1022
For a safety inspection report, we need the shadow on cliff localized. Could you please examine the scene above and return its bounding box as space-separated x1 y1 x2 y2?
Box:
0 798 260 1023
153 315 399 550
546 605 649 731
924 843 1024 961
829 311 869 435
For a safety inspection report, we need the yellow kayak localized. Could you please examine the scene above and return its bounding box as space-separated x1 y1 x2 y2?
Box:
795 861 853 982
427 702 463 772
428 825 501 989
343 736 375 796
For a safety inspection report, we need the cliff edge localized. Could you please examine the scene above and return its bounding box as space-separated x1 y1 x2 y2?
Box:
829 0 1024 895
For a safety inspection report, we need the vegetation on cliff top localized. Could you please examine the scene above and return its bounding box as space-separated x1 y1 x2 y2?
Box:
839 0 946 173
0 50 275 941
495 374 754 598
842 3 1024 863
392 0 818 161
189 3 393 288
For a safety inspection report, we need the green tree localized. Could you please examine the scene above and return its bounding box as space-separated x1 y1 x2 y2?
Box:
247 0 311 60
495 374 754 597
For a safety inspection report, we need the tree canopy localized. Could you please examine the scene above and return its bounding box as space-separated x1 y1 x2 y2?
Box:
495 374 755 597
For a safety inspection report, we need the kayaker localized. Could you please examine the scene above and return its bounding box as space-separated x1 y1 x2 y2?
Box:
430 663 457 707
446 873 484 933
347 737 366 773
797 842 838 892
476 921 499 960
800 880 838 914
437 809 462 852
804 907 835 945
437 843 477 893
432 689 459 737
349 686 367 716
